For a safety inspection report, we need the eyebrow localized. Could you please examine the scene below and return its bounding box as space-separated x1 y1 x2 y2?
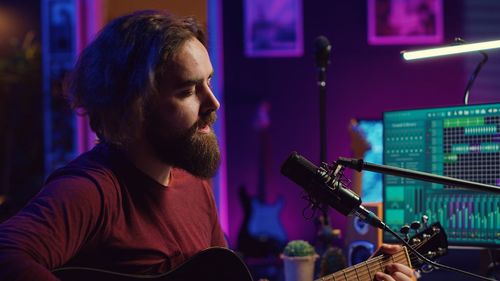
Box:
176 71 214 89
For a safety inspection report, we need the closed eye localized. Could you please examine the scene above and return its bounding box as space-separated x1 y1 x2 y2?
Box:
176 86 196 98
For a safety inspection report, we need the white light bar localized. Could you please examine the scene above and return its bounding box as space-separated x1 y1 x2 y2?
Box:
401 39 500 61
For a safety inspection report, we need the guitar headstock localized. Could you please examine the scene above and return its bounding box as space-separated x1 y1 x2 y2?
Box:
406 222 448 270
253 101 271 131
348 119 371 158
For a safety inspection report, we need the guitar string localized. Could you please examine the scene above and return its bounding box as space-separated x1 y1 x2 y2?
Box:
324 255 407 281
318 236 434 281
319 251 409 281
345 254 407 281
340 253 408 281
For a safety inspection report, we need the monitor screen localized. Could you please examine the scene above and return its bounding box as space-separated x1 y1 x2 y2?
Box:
383 103 500 247
356 120 383 203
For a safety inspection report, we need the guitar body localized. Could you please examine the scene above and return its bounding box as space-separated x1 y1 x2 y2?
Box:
53 247 253 281
248 197 286 243
237 186 286 257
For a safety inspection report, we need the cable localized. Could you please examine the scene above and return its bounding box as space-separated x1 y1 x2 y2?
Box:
454 37 489 105
384 225 496 281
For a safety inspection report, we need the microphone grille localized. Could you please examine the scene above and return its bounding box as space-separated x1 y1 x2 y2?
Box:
314 36 332 68
280 152 318 190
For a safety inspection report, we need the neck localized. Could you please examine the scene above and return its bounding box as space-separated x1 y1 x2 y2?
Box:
124 138 172 186
316 247 410 281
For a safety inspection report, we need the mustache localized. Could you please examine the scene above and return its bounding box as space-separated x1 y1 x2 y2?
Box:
197 112 217 128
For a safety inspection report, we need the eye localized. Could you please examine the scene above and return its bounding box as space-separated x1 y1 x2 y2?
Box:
178 87 195 98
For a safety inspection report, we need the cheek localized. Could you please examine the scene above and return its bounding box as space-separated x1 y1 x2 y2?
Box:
162 100 199 131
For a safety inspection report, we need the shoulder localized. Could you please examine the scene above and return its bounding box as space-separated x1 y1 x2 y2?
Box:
42 144 123 204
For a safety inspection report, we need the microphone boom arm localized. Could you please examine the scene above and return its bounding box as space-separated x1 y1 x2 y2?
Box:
337 157 500 194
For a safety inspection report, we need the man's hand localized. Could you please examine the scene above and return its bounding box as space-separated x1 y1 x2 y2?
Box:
374 244 417 281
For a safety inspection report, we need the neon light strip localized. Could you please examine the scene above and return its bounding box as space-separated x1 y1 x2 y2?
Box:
402 39 500 60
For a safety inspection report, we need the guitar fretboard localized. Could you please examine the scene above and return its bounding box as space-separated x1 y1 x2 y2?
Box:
316 248 410 281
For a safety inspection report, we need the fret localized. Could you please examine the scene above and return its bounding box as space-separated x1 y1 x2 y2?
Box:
364 259 372 280
355 263 367 281
377 256 383 274
374 257 382 272
345 265 362 281
353 265 360 280
347 267 358 281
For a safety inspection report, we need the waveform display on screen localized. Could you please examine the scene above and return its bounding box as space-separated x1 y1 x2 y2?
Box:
383 103 500 247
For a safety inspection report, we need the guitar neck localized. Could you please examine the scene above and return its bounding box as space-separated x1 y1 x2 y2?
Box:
316 247 411 281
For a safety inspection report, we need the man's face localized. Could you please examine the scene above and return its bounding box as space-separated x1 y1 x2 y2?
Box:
145 37 221 179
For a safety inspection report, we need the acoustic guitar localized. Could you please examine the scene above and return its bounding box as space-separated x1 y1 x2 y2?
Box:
53 222 448 281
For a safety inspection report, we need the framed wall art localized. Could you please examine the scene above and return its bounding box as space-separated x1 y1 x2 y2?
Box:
244 0 303 57
368 0 443 45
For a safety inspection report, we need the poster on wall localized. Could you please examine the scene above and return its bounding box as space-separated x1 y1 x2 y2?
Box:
244 0 303 57
368 0 443 45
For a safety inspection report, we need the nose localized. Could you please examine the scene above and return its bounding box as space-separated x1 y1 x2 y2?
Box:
202 84 220 114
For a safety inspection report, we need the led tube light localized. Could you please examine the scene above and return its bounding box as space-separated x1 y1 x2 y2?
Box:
401 39 500 60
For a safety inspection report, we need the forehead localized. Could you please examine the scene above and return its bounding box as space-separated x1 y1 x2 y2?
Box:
162 38 212 85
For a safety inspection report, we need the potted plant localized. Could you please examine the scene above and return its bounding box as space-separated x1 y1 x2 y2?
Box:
281 240 319 281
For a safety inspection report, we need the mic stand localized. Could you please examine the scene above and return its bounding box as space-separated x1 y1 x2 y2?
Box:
318 67 327 164
337 157 500 194
314 36 332 233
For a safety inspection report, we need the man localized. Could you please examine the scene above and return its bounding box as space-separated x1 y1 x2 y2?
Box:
0 10 225 280
0 10 416 281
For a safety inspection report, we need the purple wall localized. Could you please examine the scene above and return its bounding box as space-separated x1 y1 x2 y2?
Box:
223 0 467 247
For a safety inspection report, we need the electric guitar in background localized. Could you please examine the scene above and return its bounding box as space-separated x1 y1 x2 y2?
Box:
53 223 448 281
237 101 287 257
348 118 372 196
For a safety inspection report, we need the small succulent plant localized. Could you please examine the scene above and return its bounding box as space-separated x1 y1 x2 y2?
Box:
283 240 316 257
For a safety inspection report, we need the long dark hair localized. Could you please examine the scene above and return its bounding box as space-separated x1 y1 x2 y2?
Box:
65 10 206 146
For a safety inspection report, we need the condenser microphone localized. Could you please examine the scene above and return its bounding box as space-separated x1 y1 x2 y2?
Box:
280 152 386 230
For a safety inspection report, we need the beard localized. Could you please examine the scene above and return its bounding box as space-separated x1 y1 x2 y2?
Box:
145 112 221 179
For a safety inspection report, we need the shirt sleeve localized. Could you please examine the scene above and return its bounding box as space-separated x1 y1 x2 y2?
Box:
203 181 228 248
0 174 108 281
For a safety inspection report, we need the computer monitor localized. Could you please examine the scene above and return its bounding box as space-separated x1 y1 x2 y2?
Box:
356 120 383 203
383 103 500 247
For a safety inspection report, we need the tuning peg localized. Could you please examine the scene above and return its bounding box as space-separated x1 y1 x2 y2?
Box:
410 221 421 234
420 263 435 273
421 215 429 228
400 225 410 241
426 250 437 258
436 247 447 256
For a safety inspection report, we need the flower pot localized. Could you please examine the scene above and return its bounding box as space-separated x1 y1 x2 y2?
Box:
281 254 319 281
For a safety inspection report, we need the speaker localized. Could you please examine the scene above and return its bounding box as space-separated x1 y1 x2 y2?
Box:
344 203 383 266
